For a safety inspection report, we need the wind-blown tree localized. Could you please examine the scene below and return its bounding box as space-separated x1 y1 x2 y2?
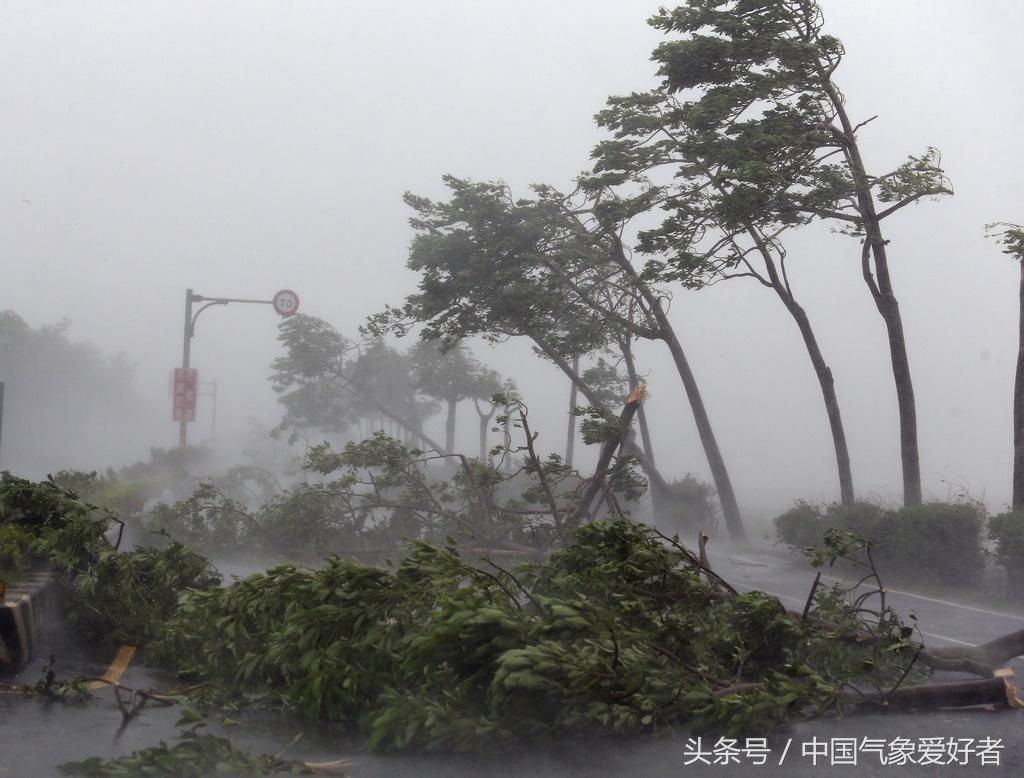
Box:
524 182 747 540
582 351 656 469
272 313 357 436
588 103 855 504
272 315 443 452
988 223 1024 510
601 0 952 505
349 337 440 446
367 180 663 486
409 340 503 455
371 177 746 539
466 363 506 462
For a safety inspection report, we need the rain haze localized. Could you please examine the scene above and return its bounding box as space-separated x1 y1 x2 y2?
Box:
2 0 1023 521
8 3 1024 776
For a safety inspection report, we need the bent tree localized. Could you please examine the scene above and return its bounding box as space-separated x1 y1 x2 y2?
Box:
375 177 747 539
368 180 654 477
641 0 952 505
588 96 856 504
529 184 747 539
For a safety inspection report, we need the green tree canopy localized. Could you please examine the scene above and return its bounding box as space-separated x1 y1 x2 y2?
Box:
588 0 953 507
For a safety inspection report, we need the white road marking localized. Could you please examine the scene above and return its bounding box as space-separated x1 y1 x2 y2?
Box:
731 583 980 648
918 632 978 648
707 548 1024 623
725 554 773 568
819 573 1024 624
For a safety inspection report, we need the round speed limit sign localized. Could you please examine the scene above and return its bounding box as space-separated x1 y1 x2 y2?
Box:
272 289 300 317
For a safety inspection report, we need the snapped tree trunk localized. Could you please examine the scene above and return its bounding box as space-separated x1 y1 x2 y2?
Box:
607 240 746 541
620 338 656 467
527 328 680 527
567 386 643 527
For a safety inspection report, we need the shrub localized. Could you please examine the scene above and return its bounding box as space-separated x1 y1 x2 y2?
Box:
774 501 885 551
825 501 886 540
664 475 718 533
988 511 1024 593
872 503 985 588
774 500 984 588
774 501 827 550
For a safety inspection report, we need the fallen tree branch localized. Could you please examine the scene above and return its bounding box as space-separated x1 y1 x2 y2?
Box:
715 675 1024 714
920 628 1024 673
843 675 1023 712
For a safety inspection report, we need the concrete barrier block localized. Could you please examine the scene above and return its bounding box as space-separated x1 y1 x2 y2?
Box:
0 570 63 673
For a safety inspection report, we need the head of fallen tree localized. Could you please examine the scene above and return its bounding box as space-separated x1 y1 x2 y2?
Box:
3 390 1024 752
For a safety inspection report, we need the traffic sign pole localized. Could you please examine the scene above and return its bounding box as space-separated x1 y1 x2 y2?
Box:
179 289 194 447
177 288 300 447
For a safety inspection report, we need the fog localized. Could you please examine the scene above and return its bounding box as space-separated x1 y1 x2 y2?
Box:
2 0 1023 526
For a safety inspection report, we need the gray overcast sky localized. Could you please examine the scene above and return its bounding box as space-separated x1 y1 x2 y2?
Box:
2 1 1023 520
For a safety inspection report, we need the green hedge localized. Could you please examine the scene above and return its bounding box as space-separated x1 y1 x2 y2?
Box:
775 501 984 588
988 511 1024 593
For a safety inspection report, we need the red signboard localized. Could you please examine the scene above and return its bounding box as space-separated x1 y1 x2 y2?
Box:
172 368 198 422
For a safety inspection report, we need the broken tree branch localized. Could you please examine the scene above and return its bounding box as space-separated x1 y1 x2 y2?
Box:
566 384 645 528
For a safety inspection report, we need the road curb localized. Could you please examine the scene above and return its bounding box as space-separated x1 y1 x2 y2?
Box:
0 570 64 672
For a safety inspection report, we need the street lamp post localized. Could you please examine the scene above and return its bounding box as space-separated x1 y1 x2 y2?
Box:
178 287 299 447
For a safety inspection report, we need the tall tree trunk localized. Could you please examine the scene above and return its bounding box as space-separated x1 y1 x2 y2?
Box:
828 86 921 507
445 397 458 455
865 236 920 506
1015 261 1024 511
479 413 489 461
474 401 496 462
781 297 855 505
656 317 746 541
608 241 747 541
742 222 855 506
565 356 580 467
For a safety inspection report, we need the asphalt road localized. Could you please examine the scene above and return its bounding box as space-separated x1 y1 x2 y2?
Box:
2 548 1022 777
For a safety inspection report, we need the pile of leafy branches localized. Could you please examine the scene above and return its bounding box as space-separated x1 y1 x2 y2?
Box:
7 469 1019 756
1 473 220 645
58 710 329 777
151 520 918 752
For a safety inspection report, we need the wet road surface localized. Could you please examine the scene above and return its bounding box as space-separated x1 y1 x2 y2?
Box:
2 547 1023 777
